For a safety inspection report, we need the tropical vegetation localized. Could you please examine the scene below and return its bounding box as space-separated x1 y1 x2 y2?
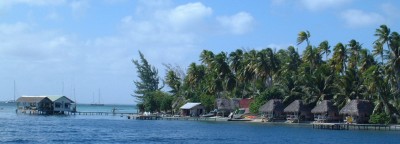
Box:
133 25 400 123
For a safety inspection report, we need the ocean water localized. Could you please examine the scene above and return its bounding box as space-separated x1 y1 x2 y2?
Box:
1 103 400 144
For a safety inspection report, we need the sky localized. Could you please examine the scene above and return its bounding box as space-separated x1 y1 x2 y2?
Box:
0 0 399 104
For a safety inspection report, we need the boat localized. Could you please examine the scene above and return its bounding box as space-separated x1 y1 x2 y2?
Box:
90 89 104 106
5 80 17 104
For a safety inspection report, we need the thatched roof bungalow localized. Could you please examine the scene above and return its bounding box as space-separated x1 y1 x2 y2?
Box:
311 100 340 122
216 98 240 112
339 99 373 124
284 100 313 122
259 99 285 121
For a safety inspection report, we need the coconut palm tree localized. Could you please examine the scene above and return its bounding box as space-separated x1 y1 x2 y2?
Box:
373 41 386 64
200 50 215 67
331 43 348 75
375 24 391 51
318 40 331 60
347 39 362 70
165 70 181 95
297 30 311 46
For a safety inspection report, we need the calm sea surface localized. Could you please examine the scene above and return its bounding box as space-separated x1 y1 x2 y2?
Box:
1 103 399 144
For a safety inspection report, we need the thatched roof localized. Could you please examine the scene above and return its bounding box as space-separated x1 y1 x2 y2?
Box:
284 100 309 113
339 99 373 116
311 100 338 114
16 96 51 103
259 99 284 113
216 98 240 111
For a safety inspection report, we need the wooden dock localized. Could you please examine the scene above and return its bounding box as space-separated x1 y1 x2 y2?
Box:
127 115 231 121
312 123 400 131
73 112 136 116
127 115 162 120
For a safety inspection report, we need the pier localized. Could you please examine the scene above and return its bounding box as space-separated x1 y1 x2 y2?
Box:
127 115 231 121
312 123 400 131
127 115 162 120
73 112 136 116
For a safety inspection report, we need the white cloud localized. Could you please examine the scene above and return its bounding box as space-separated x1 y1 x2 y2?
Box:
0 22 76 63
217 12 254 35
341 9 384 27
301 0 351 11
0 1 256 104
167 2 212 29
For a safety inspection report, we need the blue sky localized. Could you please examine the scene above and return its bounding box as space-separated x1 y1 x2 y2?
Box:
0 0 399 104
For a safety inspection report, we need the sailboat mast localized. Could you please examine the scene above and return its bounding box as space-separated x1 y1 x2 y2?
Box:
98 89 101 104
62 81 64 96
13 80 16 102
73 86 76 103
92 92 95 104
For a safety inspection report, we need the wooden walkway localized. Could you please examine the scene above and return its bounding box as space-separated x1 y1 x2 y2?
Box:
72 112 136 116
127 115 231 121
312 123 400 131
127 115 162 120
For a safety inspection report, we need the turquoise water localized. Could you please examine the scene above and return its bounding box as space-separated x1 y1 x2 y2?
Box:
1 103 400 143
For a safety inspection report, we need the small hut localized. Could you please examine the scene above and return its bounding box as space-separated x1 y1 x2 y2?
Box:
339 99 373 124
239 98 253 114
284 100 312 122
180 103 205 117
258 99 285 121
16 96 53 114
311 100 340 123
216 98 240 116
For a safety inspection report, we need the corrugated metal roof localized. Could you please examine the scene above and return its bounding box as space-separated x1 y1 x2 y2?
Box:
180 103 201 109
47 96 63 102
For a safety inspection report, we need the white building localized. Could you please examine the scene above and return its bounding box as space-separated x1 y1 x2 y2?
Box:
180 103 205 117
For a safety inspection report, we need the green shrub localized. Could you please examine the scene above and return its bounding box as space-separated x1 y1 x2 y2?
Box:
369 113 391 124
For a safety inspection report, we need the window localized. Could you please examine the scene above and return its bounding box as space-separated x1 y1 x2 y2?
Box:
65 103 69 108
55 102 61 108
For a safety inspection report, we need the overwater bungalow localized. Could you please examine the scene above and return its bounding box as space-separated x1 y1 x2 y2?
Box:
258 99 285 122
16 95 76 115
180 103 205 117
284 100 312 123
16 96 53 114
311 100 340 123
47 96 76 114
339 99 373 124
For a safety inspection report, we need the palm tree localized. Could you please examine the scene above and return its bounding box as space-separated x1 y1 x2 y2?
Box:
318 40 331 60
373 41 386 64
331 43 347 75
297 30 311 46
165 70 181 95
374 24 391 51
363 65 395 115
228 49 244 75
200 50 215 67
334 68 365 108
359 49 376 73
347 39 362 70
